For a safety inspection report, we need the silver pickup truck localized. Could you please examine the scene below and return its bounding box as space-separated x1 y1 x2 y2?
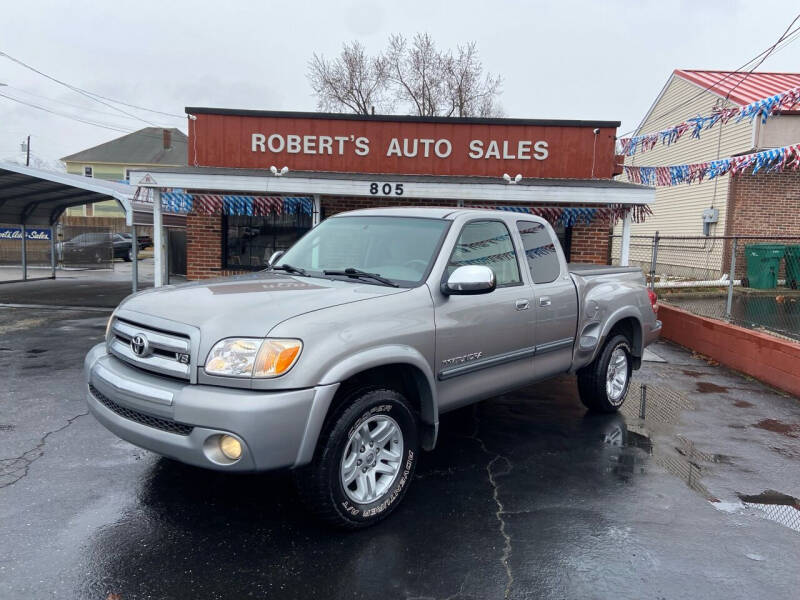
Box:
85 207 660 527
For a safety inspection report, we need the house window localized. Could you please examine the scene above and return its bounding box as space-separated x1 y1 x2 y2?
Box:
224 211 312 269
125 169 132 181
83 166 93 178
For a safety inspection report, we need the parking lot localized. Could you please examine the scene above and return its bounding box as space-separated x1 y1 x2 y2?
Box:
1 303 800 599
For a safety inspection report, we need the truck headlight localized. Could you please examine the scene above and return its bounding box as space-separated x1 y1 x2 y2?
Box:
204 338 302 378
105 311 117 341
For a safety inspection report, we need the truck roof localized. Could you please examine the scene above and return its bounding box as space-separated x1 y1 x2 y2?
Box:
334 206 542 220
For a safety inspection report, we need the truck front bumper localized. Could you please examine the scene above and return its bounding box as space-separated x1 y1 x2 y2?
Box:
84 344 338 472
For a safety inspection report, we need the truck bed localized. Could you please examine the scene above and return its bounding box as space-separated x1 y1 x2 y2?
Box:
568 263 643 277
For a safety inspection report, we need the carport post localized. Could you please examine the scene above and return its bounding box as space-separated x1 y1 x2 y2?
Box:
131 224 138 293
153 189 164 288
49 228 56 279
21 224 27 281
619 212 632 267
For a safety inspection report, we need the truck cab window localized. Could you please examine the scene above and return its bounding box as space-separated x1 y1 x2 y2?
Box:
516 221 561 284
448 220 521 286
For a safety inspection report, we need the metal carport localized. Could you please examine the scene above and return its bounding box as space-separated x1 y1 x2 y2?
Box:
0 162 138 291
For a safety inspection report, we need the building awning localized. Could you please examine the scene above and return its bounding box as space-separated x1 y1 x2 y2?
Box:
128 167 654 207
0 162 135 226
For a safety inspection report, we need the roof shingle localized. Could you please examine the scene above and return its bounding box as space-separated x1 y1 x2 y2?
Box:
61 127 187 165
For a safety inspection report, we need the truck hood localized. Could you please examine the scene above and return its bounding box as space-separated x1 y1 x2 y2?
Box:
118 272 407 341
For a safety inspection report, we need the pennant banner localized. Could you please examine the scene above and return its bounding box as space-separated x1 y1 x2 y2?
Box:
619 85 800 156
624 143 800 187
471 204 652 225
162 192 193 213
160 194 313 216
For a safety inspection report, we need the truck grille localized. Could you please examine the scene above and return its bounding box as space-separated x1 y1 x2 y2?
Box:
89 384 193 436
108 317 192 380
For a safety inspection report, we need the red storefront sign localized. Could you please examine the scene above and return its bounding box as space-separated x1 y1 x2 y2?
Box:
188 109 619 179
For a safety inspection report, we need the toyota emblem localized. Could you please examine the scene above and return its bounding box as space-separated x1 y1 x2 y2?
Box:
130 334 150 357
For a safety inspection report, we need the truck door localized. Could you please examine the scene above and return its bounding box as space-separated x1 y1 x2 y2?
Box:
515 220 578 380
434 219 535 411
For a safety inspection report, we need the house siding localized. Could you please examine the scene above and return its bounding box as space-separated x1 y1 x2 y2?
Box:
620 75 754 238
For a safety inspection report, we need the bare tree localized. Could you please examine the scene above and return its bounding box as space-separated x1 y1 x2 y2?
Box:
443 42 503 117
385 33 449 116
307 35 503 117
307 41 390 114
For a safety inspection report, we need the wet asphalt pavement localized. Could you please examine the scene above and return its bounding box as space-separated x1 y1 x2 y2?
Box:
2 306 800 599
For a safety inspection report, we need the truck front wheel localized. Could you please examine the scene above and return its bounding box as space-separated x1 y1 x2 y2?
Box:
294 387 419 529
577 334 632 413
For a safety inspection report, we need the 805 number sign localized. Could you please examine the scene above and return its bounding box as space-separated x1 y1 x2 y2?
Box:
369 183 404 196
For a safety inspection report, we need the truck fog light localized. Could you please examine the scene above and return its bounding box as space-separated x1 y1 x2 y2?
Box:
219 435 242 460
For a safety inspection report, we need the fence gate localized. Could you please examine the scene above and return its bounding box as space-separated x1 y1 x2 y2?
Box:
59 225 114 269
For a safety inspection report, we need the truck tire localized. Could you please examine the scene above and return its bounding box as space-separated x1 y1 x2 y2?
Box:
294 387 419 529
577 334 632 413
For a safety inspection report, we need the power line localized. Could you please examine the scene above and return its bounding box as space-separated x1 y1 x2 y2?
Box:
621 18 800 138
3 85 154 122
0 92 187 147
0 91 135 134
0 51 185 125
0 91 185 143
724 13 800 102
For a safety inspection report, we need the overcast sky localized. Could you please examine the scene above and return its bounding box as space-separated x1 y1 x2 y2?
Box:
1 1 798 167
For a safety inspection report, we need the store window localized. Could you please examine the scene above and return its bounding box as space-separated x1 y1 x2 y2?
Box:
224 211 312 269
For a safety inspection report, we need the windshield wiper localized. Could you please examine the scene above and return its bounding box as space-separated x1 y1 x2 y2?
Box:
323 267 399 287
270 263 308 276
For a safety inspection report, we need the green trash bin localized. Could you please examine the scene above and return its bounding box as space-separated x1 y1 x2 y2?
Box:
745 244 784 289
786 245 800 290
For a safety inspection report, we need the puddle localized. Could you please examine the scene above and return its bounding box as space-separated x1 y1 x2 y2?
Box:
0 424 14 431
696 382 729 394
754 419 800 438
26 348 48 355
597 384 800 533
737 490 800 533
733 400 754 408
603 383 721 500
681 369 703 377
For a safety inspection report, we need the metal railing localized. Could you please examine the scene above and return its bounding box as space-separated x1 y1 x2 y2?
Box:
611 233 800 342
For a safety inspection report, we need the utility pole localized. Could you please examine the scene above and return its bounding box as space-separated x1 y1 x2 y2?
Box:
25 135 30 167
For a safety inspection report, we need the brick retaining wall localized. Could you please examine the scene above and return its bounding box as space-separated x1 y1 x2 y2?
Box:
659 303 800 398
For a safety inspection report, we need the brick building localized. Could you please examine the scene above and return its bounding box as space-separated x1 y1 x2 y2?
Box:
128 109 653 283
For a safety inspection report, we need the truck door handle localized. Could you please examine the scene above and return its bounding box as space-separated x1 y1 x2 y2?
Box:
539 297 552 307
515 299 529 310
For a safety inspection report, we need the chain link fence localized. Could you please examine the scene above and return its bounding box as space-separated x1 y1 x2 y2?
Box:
611 234 800 342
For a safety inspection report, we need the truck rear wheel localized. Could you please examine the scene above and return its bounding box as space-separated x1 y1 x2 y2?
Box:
294 387 419 529
577 334 632 413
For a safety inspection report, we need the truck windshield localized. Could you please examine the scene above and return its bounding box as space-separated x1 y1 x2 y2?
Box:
275 216 450 286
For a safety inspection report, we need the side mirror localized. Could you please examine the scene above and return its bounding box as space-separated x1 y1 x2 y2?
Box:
268 250 285 266
442 265 496 295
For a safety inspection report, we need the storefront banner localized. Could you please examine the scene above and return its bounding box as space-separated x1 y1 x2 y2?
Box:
189 111 620 179
0 227 52 241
